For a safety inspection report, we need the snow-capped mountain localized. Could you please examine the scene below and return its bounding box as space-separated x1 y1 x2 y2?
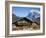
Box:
27 10 40 23
27 10 40 19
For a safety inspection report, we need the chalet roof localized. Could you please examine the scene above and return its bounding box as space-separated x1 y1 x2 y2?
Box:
12 17 34 23
12 13 40 24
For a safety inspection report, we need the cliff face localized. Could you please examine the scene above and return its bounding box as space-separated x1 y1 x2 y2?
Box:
12 13 21 23
12 13 17 22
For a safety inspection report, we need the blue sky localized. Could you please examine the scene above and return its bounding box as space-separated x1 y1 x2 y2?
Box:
12 7 40 17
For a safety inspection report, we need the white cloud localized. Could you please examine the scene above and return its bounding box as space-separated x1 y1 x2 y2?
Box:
30 9 40 13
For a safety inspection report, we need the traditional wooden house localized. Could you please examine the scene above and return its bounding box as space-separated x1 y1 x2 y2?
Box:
12 17 33 27
12 16 40 30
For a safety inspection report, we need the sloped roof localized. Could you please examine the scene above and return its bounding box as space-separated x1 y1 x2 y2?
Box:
12 17 33 23
12 13 40 24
